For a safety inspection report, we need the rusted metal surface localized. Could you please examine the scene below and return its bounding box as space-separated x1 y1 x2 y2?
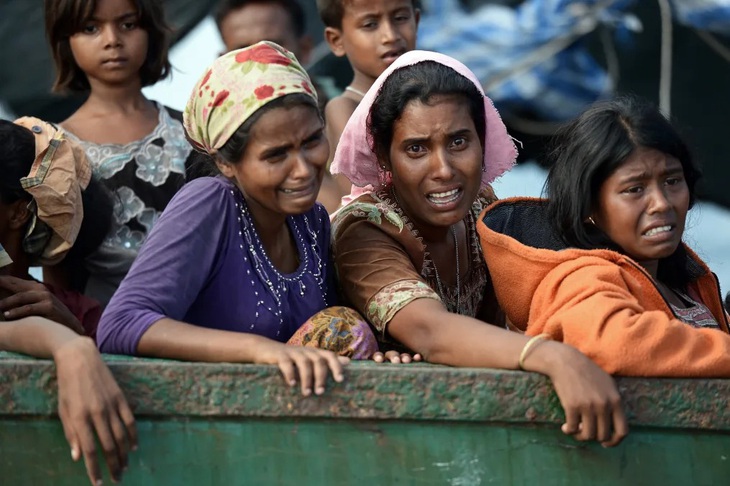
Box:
2 419 730 485
1 352 728 430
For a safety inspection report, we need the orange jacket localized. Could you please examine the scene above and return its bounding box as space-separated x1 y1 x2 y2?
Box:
478 198 730 377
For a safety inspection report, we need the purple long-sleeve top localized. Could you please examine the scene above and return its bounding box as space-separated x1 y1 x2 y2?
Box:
97 176 339 354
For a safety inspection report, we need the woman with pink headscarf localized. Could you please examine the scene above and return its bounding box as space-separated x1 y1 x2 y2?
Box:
331 51 629 447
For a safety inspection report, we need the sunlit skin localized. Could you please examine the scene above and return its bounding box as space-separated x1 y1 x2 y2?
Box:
218 2 310 62
68 0 148 89
386 95 483 242
326 0 419 93
216 103 329 272
593 146 690 279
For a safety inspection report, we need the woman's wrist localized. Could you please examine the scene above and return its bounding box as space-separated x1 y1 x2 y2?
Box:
248 336 284 364
52 335 96 362
519 340 573 377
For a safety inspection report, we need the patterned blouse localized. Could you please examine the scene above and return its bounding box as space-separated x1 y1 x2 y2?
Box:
670 290 720 330
65 104 194 305
332 185 498 339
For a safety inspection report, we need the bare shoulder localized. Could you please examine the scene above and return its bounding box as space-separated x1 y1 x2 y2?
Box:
325 96 358 133
324 95 359 155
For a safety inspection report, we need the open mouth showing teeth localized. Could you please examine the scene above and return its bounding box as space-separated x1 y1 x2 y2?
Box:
427 188 460 205
644 225 673 237
281 186 311 194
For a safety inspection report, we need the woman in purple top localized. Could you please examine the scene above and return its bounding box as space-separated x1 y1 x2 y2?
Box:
97 42 378 396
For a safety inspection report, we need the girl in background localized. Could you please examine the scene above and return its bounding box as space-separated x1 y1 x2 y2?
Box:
44 0 203 305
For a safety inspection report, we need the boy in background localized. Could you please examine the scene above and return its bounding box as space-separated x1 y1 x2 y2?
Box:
215 0 313 64
317 0 419 202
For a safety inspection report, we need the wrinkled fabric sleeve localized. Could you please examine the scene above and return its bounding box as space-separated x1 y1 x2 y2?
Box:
530 259 730 377
97 178 230 354
334 216 440 337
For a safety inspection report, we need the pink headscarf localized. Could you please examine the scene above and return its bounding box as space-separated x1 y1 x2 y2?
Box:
330 50 517 192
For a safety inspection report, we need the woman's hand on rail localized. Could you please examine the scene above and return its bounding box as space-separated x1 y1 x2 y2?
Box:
54 336 137 485
256 342 350 396
527 341 628 447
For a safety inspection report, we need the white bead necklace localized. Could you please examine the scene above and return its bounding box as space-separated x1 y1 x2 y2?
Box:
391 190 462 313
345 86 366 98
232 189 329 335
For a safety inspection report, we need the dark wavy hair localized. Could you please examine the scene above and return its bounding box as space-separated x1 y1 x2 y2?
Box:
368 60 485 165
45 0 172 93
0 120 113 265
544 95 703 286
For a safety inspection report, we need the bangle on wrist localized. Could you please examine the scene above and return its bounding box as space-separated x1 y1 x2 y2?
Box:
518 333 551 370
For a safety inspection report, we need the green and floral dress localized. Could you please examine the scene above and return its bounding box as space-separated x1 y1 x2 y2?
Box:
332 185 499 343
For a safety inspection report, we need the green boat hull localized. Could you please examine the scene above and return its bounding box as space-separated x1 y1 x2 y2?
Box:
1 353 728 485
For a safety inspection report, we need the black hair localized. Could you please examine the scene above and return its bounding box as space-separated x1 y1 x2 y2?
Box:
0 121 36 205
216 93 321 165
367 60 485 165
544 95 703 287
0 120 113 264
725 292 730 313
45 0 172 93
317 0 420 29
215 0 306 38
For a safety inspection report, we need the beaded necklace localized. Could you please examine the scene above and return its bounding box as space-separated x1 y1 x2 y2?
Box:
432 225 461 314
392 190 462 313
345 86 366 98
231 189 329 335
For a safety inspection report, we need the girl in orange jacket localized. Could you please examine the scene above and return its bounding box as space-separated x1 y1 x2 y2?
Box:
478 95 730 377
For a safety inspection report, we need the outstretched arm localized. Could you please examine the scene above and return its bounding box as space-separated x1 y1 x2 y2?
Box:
137 318 348 397
335 217 627 447
389 299 627 447
0 317 136 485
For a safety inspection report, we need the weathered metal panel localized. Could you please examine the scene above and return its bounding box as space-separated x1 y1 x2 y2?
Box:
1 352 729 485
2 420 730 485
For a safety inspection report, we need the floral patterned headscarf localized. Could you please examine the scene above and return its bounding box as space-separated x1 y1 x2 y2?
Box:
184 41 317 155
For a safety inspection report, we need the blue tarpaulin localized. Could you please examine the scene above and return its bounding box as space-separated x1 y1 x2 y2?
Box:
418 0 638 119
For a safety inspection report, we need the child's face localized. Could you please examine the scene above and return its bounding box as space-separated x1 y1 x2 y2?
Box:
330 0 418 82
68 0 149 87
219 3 310 64
593 147 690 266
